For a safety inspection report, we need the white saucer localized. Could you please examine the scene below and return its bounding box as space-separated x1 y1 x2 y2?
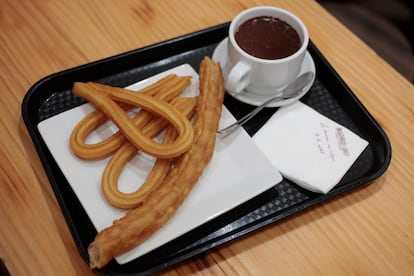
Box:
212 38 316 107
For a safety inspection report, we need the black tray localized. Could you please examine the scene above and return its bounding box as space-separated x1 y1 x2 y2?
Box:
22 23 391 275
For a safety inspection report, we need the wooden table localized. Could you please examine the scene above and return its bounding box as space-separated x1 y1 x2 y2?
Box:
1 0 413 275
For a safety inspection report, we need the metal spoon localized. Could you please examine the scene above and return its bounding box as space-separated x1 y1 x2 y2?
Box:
217 71 315 137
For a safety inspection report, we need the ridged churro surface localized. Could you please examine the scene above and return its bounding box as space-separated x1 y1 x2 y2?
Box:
70 75 191 159
102 97 197 209
71 80 194 159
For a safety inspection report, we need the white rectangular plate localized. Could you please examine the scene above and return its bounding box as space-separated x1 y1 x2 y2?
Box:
37 64 282 264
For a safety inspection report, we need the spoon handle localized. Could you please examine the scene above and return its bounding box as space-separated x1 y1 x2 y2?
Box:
217 95 283 136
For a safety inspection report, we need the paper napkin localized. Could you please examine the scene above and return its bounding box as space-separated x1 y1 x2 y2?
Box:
253 101 369 194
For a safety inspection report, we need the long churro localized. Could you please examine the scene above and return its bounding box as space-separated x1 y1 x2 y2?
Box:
72 81 194 159
87 57 224 269
102 97 197 209
70 75 191 159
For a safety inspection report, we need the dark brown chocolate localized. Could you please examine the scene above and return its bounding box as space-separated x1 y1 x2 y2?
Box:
235 16 301 59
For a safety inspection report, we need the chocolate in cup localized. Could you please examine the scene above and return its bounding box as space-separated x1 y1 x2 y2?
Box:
226 6 309 95
235 16 301 60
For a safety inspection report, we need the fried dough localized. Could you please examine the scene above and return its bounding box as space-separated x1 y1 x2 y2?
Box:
88 57 224 268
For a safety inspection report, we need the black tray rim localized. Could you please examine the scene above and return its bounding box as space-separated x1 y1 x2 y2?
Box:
21 22 392 275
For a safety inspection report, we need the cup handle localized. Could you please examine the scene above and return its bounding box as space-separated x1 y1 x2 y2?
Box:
226 61 251 94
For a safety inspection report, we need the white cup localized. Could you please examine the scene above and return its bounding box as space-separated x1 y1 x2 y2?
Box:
226 6 309 95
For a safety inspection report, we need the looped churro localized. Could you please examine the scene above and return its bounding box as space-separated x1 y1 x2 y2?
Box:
72 81 194 159
70 75 191 159
102 97 197 209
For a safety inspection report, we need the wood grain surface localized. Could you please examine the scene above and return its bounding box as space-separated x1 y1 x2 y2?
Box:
1 0 413 275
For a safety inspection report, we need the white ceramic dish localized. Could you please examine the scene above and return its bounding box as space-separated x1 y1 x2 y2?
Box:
37 64 282 264
212 38 316 107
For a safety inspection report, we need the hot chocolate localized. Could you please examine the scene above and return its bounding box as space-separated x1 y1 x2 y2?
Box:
235 16 301 60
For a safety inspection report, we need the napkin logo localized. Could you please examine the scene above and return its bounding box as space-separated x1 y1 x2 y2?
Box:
335 127 350 157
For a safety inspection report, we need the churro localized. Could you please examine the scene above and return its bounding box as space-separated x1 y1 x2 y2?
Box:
72 81 194 159
87 57 224 268
70 75 191 159
102 97 197 209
